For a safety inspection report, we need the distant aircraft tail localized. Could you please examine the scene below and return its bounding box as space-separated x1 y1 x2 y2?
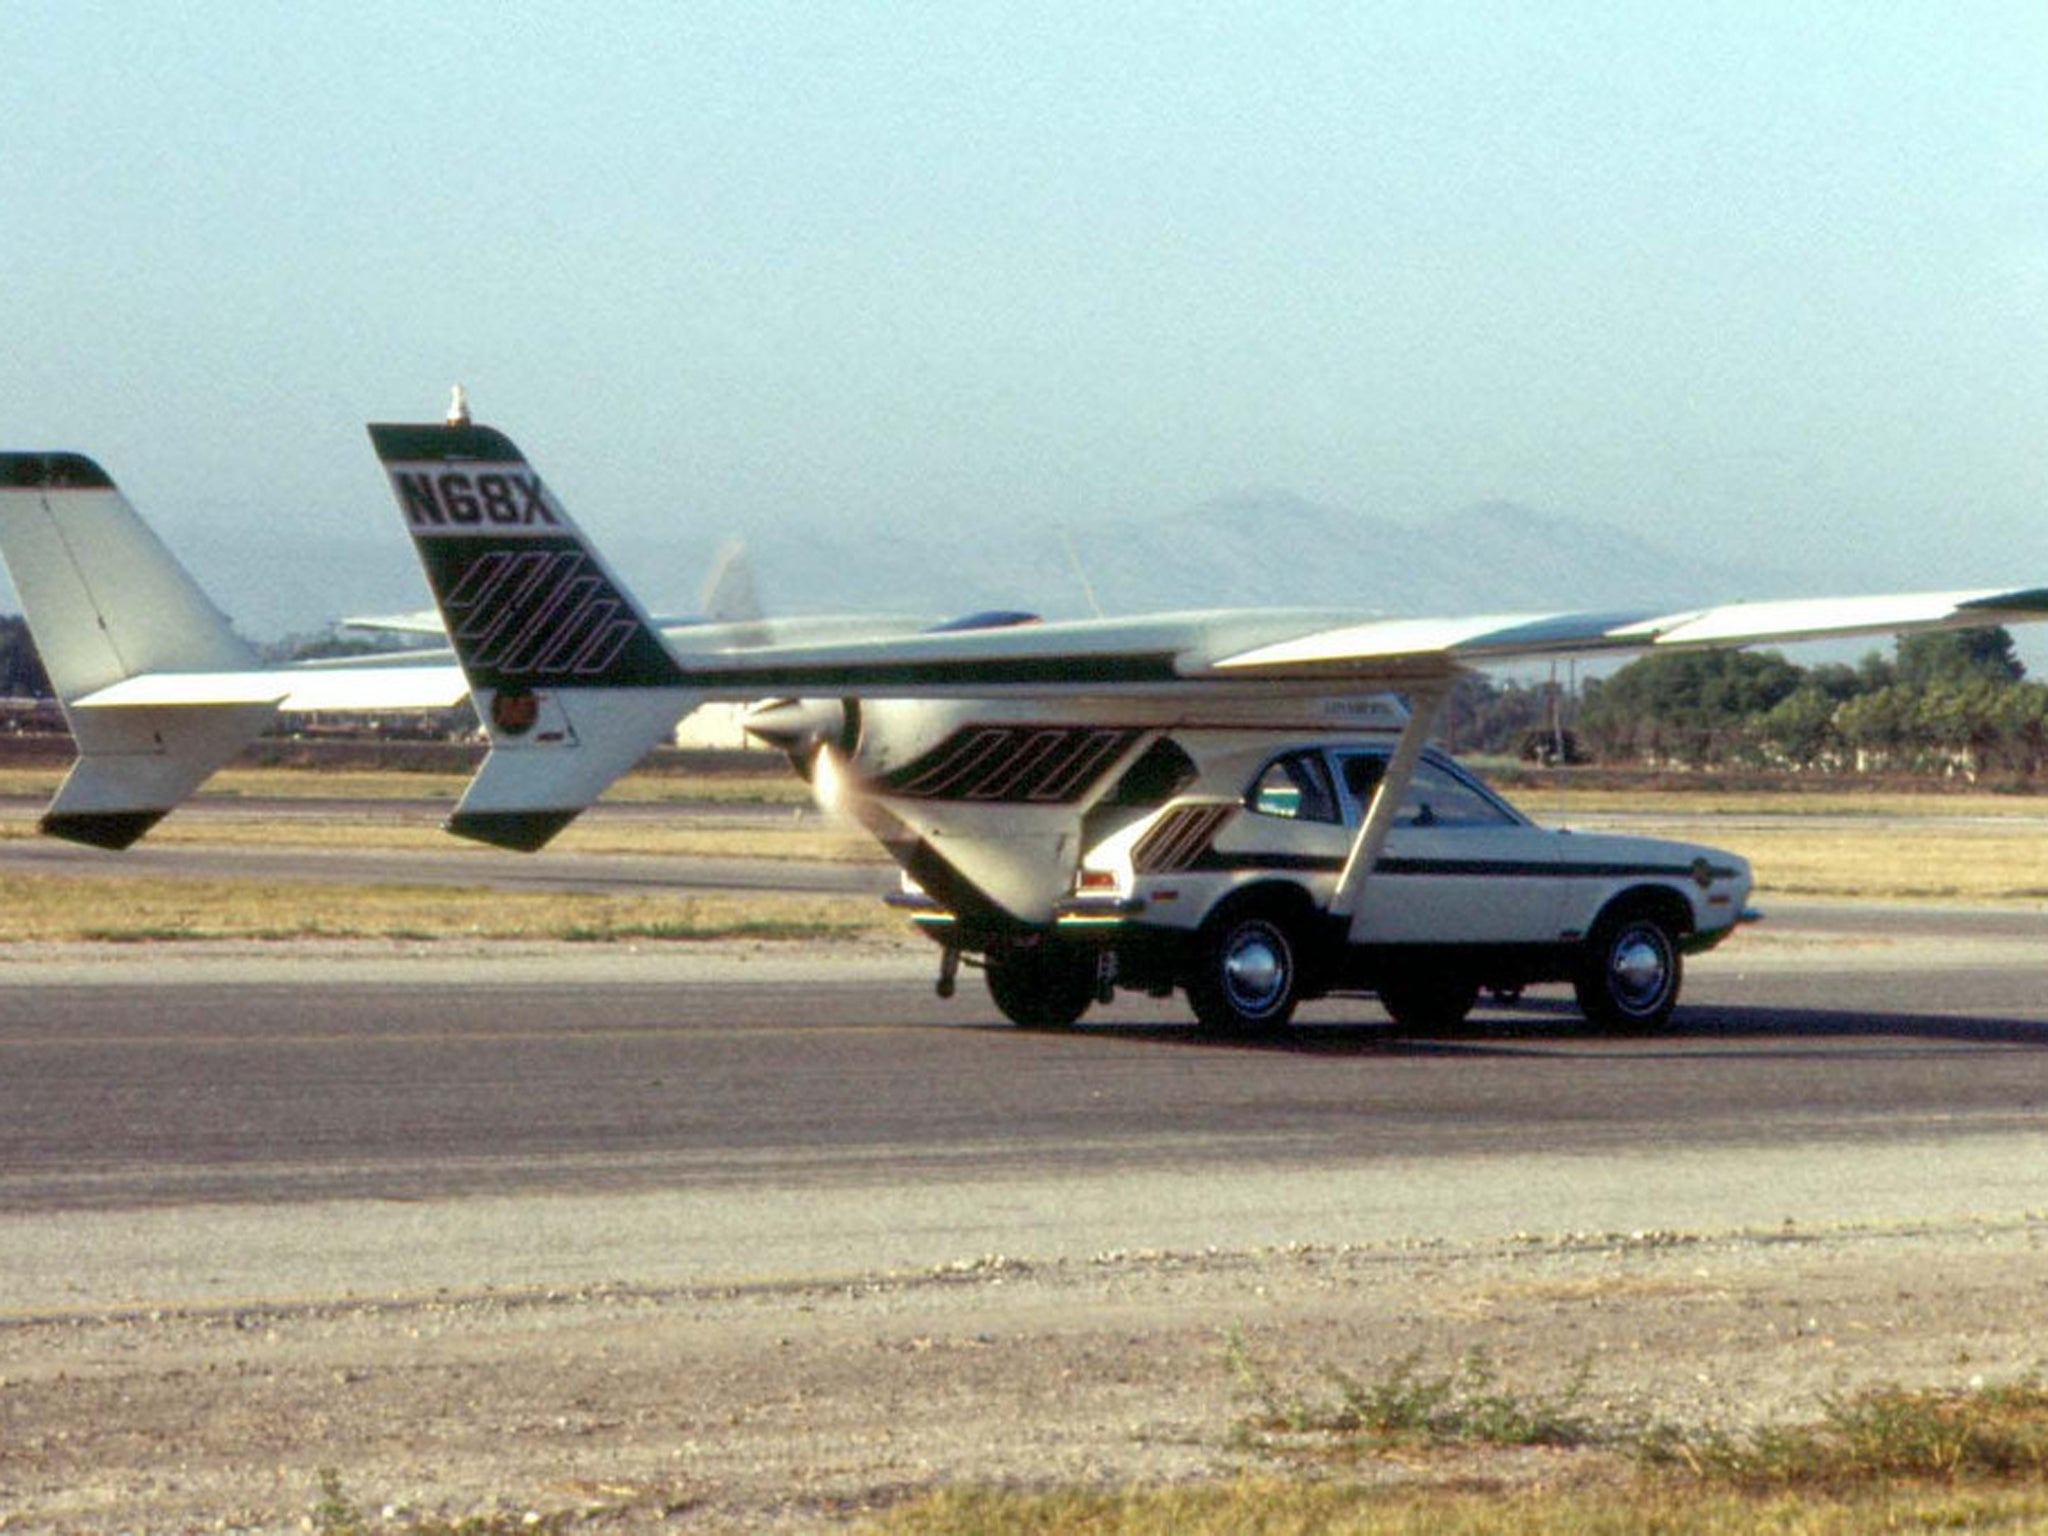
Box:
366 420 701 850
0 454 279 848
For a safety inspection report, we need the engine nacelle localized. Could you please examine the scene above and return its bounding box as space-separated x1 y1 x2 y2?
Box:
745 696 1028 785
740 611 1047 782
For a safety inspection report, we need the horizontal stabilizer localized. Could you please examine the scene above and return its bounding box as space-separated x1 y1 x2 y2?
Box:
72 663 469 712
43 700 281 849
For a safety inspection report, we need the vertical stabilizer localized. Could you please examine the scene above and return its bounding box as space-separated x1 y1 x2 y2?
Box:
0 454 276 848
0 455 255 698
366 419 701 851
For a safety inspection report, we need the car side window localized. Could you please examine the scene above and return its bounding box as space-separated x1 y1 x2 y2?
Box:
1398 759 1516 828
1248 751 1339 823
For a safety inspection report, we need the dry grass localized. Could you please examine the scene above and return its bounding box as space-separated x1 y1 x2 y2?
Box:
0 801 878 865
0 762 811 804
1518 784 2048 820
868 1481 2048 1534
7 770 2048 940
0 815 878 862
1557 811 2048 903
155 815 878 863
0 762 872 860
0 870 895 943
867 1375 2048 1534
1731 824 2048 903
1641 1380 2048 1488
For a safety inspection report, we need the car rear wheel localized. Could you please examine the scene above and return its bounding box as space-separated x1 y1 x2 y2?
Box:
1378 971 1481 1034
1186 906 1301 1033
985 943 1096 1029
1574 910 1682 1031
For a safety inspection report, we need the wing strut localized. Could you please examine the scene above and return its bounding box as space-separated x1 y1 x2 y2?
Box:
1329 683 1451 927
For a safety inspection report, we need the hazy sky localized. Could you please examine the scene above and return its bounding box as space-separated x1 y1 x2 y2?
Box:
5 2 2046 631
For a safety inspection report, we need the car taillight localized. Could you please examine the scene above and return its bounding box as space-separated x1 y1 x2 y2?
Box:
1075 867 1118 892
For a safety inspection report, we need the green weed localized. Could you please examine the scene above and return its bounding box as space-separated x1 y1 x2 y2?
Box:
1228 1336 1598 1451
1642 1378 2048 1488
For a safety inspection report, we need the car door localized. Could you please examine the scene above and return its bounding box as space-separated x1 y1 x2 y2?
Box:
1334 749 1566 946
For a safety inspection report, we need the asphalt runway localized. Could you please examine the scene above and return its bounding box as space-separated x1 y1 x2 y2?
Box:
4 905 2048 1216
6 802 2048 1310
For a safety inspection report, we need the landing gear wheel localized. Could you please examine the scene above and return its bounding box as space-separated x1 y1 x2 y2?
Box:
1186 908 1300 1033
1574 911 1682 1031
1378 972 1481 1034
985 944 1096 1029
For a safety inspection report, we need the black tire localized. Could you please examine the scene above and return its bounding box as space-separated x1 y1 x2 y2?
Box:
1378 971 1481 1034
985 943 1096 1029
1574 909 1682 1031
1185 906 1301 1033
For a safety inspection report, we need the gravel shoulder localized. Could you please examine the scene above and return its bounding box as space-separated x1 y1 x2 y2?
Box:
6 1215 2047 1532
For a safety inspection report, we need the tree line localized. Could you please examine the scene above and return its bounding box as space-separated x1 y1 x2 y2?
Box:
1454 628 2048 778
0 615 50 698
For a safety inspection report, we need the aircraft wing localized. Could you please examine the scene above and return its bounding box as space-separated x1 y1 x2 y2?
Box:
1208 590 2048 676
341 607 754 638
337 607 449 637
653 589 2048 697
83 590 2042 717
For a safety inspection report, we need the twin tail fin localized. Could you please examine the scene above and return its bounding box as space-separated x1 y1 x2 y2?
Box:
367 421 700 850
0 454 277 848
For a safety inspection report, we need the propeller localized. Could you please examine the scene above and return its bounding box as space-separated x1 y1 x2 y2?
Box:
740 697 858 769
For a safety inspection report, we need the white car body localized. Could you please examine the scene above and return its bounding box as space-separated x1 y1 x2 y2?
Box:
894 723 1752 1032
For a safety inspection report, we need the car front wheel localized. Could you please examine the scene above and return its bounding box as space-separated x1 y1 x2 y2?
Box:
1186 907 1301 1033
1574 911 1682 1031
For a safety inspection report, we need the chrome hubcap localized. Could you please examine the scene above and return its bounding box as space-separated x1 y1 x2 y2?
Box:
1222 925 1288 1014
1609 927 1671 1013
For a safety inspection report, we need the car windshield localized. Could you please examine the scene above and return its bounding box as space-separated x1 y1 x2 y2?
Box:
1337 751 1522 829
1397 759 1518 827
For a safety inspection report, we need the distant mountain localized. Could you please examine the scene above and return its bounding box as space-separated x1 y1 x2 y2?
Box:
1101 494 1795 616
672 493 1795 625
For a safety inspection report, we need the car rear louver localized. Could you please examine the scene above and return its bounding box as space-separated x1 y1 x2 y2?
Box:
1131 802 1236 872
880 726 1143 803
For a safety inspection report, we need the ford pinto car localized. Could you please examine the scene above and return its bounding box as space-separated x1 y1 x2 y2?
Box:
894 729 1754 1033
